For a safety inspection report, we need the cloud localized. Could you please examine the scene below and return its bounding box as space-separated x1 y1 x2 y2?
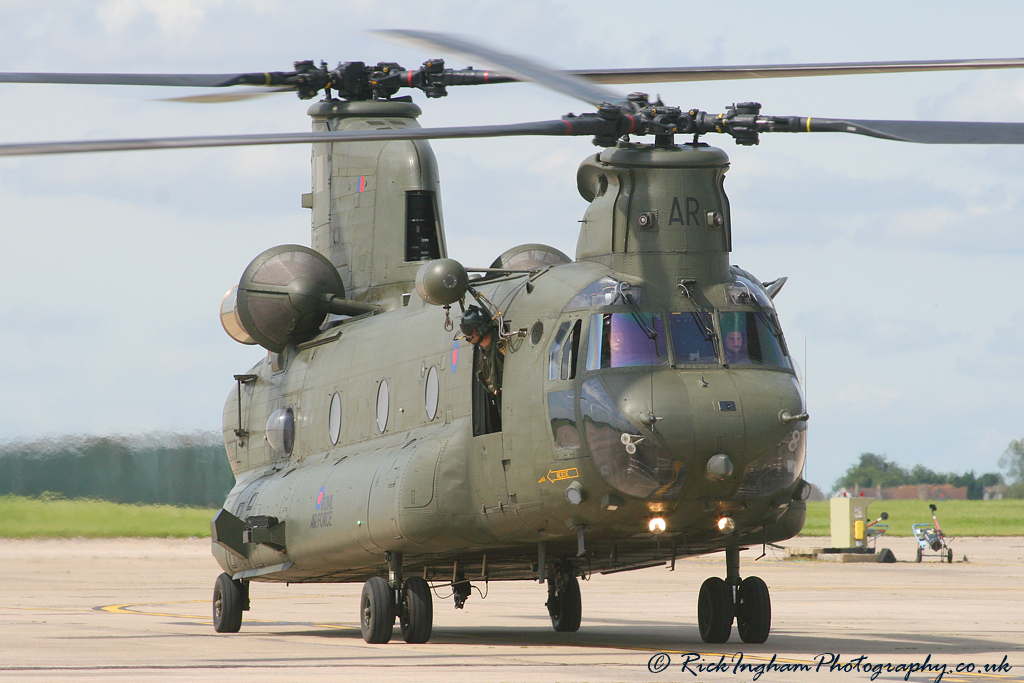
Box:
97 0 219 36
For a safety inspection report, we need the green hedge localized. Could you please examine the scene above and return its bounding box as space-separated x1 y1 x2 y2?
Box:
0 432 234 508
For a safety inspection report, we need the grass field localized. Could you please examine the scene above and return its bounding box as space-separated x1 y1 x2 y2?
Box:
0 495 214 539
801 498 1024 537
1 494 1022 539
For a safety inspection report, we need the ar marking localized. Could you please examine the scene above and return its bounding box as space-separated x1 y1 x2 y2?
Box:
539 467 579 484
669 196 700 226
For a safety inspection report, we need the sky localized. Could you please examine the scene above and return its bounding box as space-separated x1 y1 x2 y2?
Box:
1 1 1023 491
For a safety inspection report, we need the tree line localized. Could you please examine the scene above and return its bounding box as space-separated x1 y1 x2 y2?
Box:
835 438 1024 499
0 432 234 508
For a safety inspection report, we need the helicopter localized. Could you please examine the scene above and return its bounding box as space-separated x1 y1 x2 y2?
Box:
3 30 1024 646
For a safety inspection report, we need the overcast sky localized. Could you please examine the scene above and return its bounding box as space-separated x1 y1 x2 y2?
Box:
1 1 1022 491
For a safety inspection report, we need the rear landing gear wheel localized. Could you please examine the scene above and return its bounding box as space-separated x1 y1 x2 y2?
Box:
547 573 582 632
360 576 395 644
946 548 953 564
736 576 771 644
697 577 733 643
213 572 245 633
399 576 433 643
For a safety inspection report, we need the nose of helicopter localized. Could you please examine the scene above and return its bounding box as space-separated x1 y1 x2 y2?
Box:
582 367 805 501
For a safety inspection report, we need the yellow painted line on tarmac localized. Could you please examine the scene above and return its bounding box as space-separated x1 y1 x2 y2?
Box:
95 599 359 632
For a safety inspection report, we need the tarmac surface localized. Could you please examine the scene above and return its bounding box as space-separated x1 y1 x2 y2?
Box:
2 536 1022 682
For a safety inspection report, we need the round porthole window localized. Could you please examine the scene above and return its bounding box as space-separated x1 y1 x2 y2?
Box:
328 392 342 445
266 407 295 455
376 379 390 433
530 321 544 345
424 365 439 420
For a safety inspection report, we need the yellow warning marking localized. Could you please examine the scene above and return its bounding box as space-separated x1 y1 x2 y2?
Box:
541 467 579 484
97 599 360 631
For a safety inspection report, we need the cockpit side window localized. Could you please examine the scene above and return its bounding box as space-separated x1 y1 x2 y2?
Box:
586 313 665 370
668 312 717 364
720 311 791 368
549 319 582 381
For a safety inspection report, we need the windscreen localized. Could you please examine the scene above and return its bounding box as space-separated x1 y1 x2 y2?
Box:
720 311 791 368
668 312 717 364
586 313 665 370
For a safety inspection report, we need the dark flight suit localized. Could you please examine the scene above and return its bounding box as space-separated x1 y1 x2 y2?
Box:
472 333 505 434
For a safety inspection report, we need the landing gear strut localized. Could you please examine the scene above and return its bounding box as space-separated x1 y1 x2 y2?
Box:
697 546 771 644
545 560 582 632
359 552 434 644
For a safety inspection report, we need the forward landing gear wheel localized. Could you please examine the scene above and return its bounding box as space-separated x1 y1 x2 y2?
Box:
213 572 244 633
360 576 395 644
399 576 433 643
736 576 771 644
916 547 923 563
697 577 733 643
547 574 582 632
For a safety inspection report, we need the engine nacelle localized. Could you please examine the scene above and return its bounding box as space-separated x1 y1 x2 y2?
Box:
222 245 346 353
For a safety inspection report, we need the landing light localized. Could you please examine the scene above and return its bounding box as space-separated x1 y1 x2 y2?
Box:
648 517 666 534
717 517 736 534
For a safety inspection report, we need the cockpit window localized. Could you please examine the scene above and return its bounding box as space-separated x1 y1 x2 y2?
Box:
720 311 791 368
586 313 665 370
566 277 640 310
668 312 717 364
548 319 582 380
727 274 774 308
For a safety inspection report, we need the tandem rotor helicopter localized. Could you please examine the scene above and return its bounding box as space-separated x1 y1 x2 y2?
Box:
4 30 1024 645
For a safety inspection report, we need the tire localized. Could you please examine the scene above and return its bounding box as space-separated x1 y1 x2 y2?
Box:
548 574 582 632
399 576 433 644
946 548 953 564
697 577 733 643
360 576 395 644
736 576 771 644
213 572 244 633
916 547 923 563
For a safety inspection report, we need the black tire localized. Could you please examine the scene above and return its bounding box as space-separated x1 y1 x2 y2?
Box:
736 576 771 644
548 574 582 632
213 572 244 633
916 546 923 563
360 576 395 644
399 576 433 644
946 548 953 564
697 577 733 643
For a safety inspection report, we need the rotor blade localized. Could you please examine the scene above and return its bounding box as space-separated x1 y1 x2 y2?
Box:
160 87 295 104
374 29 625 108
801 118 1024 144
571 57 1024 84
0 72 278 87
0 118 616 157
